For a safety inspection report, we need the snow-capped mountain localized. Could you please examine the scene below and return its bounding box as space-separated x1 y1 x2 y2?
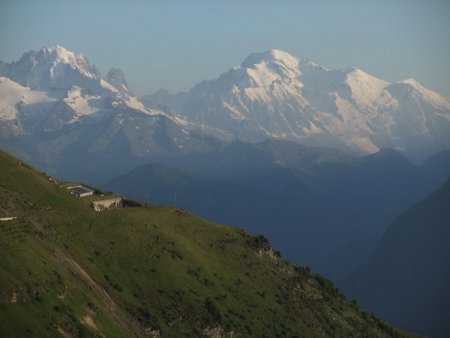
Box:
0 46 221 183
0 45 103 92
0 45 175 130
2 45 449 180
144 49 450 162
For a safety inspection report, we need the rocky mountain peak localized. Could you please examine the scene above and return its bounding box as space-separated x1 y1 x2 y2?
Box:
106 67 131 94
0 45 101 91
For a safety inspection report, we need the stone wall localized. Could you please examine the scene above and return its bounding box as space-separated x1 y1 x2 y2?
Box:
92 198 122 212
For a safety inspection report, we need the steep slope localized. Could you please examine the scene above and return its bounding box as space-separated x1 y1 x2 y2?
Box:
341 177 450 338
0 77 55 120
105 68 132 95
420 149 450 188
103 140 437 280
144 49 450 162
0 150 415 337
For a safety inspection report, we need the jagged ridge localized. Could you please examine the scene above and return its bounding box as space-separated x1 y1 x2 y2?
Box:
144 48 450 162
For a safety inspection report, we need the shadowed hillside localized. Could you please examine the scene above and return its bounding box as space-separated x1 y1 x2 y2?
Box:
0 150 416 337
103 140 439 281
341 177 450 338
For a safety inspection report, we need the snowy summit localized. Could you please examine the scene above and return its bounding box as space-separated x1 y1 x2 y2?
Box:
0 46 169 129
144 49 450 162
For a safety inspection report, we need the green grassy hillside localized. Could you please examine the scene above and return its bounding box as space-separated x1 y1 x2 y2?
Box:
0 150 415 337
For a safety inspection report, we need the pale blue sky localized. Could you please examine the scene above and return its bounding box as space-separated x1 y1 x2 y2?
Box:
1 0 449 97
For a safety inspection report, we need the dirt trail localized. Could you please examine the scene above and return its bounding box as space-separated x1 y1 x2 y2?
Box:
20 212 142 335
52 248 142 336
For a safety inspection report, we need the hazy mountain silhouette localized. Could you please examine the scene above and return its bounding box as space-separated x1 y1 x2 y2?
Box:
341 177 450 338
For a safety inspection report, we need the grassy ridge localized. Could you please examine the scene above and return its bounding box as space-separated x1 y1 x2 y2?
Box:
0 150 415 337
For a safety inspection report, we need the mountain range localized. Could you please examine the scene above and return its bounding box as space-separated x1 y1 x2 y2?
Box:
1 46 449 337
1 45 450 183
143 49 450 163
1 43 449 279
0 46 222 184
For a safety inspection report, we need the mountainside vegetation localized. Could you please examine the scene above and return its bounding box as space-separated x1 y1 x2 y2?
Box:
103 140 442 281
0 150 416 337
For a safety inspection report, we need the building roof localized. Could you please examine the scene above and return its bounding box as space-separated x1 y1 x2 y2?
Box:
68 186 94 195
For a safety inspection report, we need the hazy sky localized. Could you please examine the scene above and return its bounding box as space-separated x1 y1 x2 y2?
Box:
1 0 449 97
